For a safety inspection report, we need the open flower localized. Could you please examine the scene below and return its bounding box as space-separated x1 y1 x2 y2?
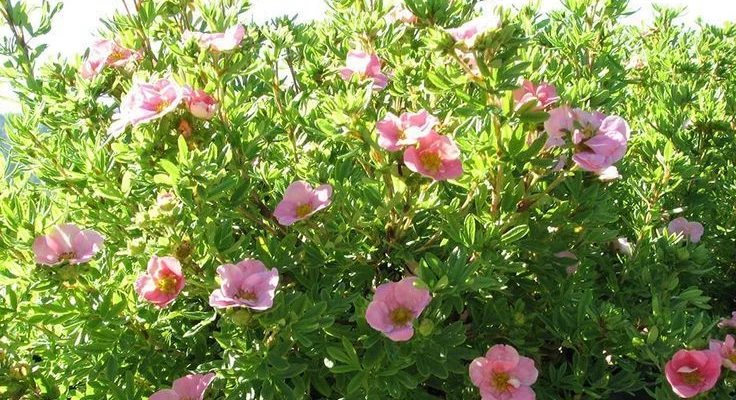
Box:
719 312 736 329
32 224 104 266
339 50 389 90
543 106 574 149
149 373 215 400
182 86 217 120
447 15 501 49
135 255 185 308
376 110 439 151
184 25 245 52
209 259 279 310
80 39 141 79
403 131 463 181
665 349 721 398
710 334 736 371
109 78 184 136
365 277 431 341
666 217 704 243
469 344 539 400
273 181 333 226
513 80 560 111
571 111 630 173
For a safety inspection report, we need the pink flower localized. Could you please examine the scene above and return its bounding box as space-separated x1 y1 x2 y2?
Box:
710 334 736 371
403 131 463 181
109 78 184 136
80 39 141 79
183 86 217 120
667 217 704 243
209 259 279 310
365 277 431 341
149 373 215 400
664 349 721 398
339 50 389 90
184 25 245 52
719 312 736 329
571 111 630 172
376 110 439 151
273 181 333 226
32 224 104 265
513 80 560 111
387 6 417 24
469 344 538 400
447 16 501 48
135 255 185 308
555 251 579 275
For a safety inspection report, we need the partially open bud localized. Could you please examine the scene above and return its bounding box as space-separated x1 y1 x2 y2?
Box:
676 248 690 261
157 192 178 212
229 308 252 326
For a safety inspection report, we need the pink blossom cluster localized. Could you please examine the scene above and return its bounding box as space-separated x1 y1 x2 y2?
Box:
108 78 217 136
376 110 463 181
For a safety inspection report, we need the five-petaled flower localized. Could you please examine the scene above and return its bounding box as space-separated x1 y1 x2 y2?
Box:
339 50 389 90
135 255 186 308
32 223 104 266
664 349 721 398
469 344 539 400
149 373 215 400
376 110 439 151
273 181 333 226
209 259 279 310
710 334 736 371
81 39 141 79
109 78 184 136
403 131 463 181
365 277 432 342
667 217 704 243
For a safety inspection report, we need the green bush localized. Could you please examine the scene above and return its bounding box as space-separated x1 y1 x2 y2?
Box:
0 0 735 398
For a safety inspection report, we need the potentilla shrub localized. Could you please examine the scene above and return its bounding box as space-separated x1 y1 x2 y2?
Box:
1 0 735 399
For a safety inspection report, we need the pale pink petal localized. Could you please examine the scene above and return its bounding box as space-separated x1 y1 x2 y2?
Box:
171 373 215 400
148 389 180 400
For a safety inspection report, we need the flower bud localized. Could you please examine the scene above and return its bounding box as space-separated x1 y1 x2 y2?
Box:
174 237 192 260
229 308 252 326
9 361 30 379
157 192 178 212
178 120 192 138
418 319 434 336
676 248 690 261
127 237 146 255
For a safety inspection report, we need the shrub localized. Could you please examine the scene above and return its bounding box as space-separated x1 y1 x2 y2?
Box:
0 0 735 398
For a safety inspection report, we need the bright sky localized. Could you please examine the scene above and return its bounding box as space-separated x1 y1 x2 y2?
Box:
1 0 735 113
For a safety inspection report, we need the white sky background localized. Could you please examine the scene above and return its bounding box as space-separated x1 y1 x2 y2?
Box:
1 0 736 112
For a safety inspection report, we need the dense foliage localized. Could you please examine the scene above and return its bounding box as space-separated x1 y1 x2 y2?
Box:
1 0 735 398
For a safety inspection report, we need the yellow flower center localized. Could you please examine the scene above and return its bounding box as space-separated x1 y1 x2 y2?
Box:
58 251 76 261
728 352 736 365
237 290 257 301
295 203 313 218
389 307 413 326
108 49 125 62
420 152 442 173
156 99 170 113
680 370 702 385
491 372 511 391
155 275 178 294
